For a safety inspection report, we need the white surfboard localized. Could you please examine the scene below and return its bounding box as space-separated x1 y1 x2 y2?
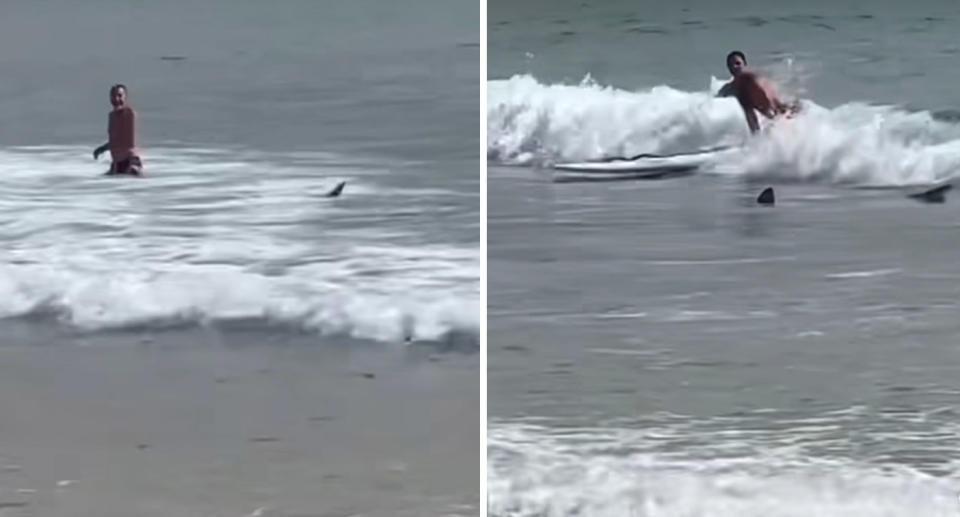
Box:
553 168 696 183
553 146 738 173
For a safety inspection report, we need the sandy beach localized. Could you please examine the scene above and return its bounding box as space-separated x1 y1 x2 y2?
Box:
0 327 479 517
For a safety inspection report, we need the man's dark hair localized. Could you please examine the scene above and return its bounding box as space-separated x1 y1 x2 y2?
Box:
726 51 746 67
110 83 127 94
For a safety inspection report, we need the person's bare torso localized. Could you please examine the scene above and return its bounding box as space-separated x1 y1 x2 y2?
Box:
108 106 137 161
734 73 771 113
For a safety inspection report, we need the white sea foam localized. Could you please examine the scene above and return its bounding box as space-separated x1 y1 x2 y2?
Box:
488 74 960 187
489 421 960 517
0 146 479 344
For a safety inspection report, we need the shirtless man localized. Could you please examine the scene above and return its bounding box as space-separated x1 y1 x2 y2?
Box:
93 84 143 175
717 51 798 134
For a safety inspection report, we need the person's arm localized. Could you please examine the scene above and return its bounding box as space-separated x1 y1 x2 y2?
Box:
741 75 776 119
737 95 761 133
735 74 776 133
93 142 108 160
128 109 137 147
94 112 110 159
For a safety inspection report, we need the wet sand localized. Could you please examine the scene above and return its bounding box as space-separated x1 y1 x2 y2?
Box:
0 327 479 517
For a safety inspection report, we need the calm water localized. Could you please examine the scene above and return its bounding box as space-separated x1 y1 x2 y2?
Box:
489 1 960 515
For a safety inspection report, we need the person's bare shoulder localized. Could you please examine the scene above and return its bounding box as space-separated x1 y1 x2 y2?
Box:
737 71 761 84
117 107 136 124
735 72 768 100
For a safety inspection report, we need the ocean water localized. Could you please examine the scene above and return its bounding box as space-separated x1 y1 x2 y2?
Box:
0 1 480 516
488 1 960 515
0 0 481 348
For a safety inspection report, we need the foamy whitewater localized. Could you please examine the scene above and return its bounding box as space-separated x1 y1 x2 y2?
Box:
488 74 960 186
0 145 479 345
489 420 960 517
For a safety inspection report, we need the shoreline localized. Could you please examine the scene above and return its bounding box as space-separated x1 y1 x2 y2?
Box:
0 331 479 517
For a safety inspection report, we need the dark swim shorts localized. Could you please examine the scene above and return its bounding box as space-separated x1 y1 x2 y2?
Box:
108 155 143 176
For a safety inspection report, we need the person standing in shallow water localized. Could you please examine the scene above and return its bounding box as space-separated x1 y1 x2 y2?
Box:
93 84 143 175
717 51 799 134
